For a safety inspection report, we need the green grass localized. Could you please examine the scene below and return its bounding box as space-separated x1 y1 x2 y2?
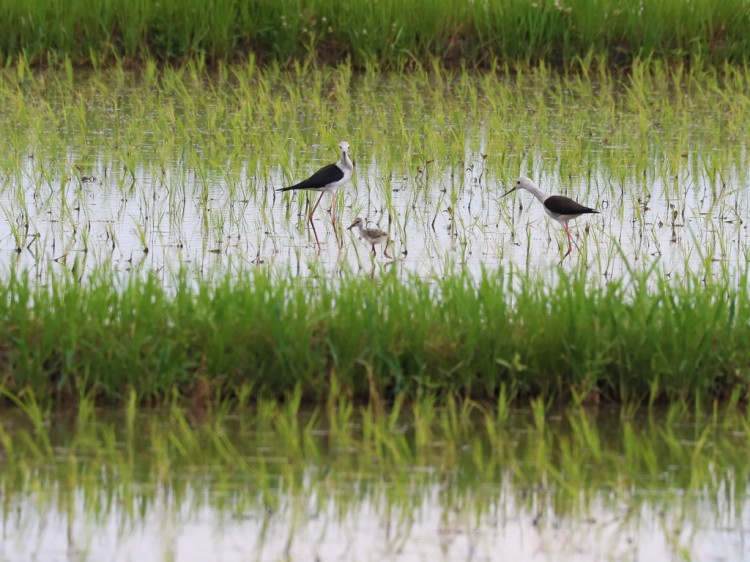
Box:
0 264 748 407
0 0 749 67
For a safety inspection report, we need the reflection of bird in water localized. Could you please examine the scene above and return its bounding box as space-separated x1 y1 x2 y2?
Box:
277 141 353 250
348 217 392 259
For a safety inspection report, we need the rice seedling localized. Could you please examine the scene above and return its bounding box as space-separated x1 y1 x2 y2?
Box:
0 59 746 281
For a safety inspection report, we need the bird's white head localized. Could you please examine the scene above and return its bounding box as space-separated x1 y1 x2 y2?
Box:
339 141 350 153
515 176 537 192
500 175 541 199
347 217 363 230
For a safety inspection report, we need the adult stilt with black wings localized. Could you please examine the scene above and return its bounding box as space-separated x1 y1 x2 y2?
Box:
501 176 599 265
277 141 353 251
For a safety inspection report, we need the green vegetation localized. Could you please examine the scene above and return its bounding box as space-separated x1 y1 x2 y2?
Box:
2 7 748 559
0 61 748 278
0 35 746 411
0 265 748 406
2 395 749 559
1 0 749 67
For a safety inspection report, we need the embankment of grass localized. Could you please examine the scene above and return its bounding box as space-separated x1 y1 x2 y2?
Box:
0 266 748 407
1 0 749 67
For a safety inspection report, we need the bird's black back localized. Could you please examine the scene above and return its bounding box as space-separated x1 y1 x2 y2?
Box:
545 195 598 215
277 163 344 191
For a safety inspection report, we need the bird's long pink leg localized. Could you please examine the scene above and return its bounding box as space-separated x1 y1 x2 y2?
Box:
309 191 325 221
310 220 321 251
558 224 573 265
308 192 326 251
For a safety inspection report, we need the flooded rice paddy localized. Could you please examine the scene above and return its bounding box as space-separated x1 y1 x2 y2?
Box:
1 404 749 562
1 64 749 561
0 65 748 283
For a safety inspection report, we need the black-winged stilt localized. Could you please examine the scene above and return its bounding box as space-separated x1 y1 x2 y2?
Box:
348 217 392 258
277 141 353 250
501 176 599 263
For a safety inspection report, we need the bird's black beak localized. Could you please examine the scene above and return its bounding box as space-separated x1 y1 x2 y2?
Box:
347 223 356 230
500 187 518 199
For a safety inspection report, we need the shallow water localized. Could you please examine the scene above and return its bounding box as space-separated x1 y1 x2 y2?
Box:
1 407 748 561
0 70 748 283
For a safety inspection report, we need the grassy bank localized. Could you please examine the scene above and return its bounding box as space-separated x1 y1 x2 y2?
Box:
1 0 749 67
0 265 748 407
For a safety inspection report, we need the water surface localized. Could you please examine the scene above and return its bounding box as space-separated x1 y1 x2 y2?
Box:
1 406 748 561
0 69 747 283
